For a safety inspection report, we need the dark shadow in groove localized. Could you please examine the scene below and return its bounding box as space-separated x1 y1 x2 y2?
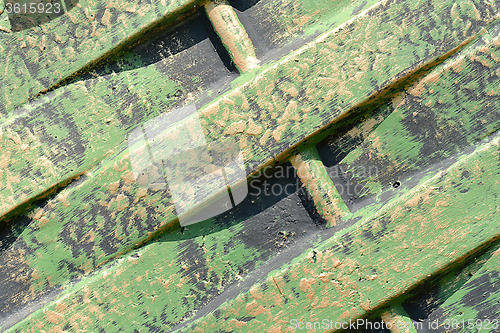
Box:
64 9 237 85
0 176 86 331
228 0 262 11
0 174 82 253
154 161 327 244
45 4 237 93
297 182 329 227
400 238 500 323
281 39 472 173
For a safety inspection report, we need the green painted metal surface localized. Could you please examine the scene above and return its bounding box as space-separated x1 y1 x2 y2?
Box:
1 0 500 331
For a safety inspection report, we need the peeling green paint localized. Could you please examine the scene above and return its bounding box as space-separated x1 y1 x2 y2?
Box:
176 125 500 333
2 0 500 331
0 0 203 122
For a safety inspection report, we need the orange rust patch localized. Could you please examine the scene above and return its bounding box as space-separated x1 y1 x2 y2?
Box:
115 194 130 211
57 192 70 207
0 152 11 168
55 302 68 312
121 170 135 184
225 120 247 135
136 188 147 199
250 285 264 300
251 305 269 316
229 319 249 328
108 181 120 193
272 125 287 143
246 300 258 311
267 325 283 333
318 272 335 283
45 310 65 324
360 299 371 311
113 160 128 172
299 278 316 293
246 119 263 136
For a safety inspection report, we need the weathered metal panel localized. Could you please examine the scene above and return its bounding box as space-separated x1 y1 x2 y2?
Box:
1 0 500 331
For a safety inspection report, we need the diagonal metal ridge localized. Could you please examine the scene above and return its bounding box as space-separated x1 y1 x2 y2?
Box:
2 0 496 248
2 1 500 330
0 171 87 226
175 130 500 333
80 24 495 285
37 1 204 96
0 0 205 122
268 31 484 162
3 0 495 259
